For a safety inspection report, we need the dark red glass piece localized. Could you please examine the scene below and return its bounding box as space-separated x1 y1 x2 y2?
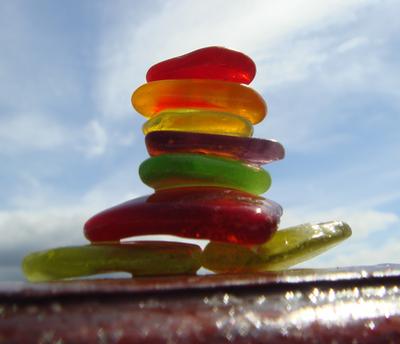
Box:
146 46 256 84
145 131 285 165
84 187 282 245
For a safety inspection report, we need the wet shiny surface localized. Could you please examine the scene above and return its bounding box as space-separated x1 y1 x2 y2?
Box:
142 109 254 137
2 265 400 343
131 79 267 124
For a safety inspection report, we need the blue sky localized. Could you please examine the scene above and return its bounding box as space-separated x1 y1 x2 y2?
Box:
0 0 399 281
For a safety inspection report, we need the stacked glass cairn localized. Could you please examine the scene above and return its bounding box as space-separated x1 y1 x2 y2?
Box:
22 47 351 282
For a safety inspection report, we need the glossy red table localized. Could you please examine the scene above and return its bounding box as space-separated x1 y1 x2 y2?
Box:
1 264 400 343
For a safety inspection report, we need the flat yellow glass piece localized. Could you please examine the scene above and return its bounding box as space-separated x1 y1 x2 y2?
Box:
132 79 267 124
202 221 352 272
22 241 202 282
142 109 253 137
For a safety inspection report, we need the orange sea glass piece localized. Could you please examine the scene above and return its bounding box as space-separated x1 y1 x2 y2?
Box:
131 79 267 124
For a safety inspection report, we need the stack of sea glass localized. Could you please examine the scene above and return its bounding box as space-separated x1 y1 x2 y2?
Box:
22 47 351 282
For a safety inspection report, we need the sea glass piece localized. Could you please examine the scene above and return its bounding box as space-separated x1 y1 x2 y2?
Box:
146 131 285 165
84 187 282 245
131 79 267 124
146 46 256 84
22 241 202 282
143 109 253 137
139 153 271 195
202 221 352 273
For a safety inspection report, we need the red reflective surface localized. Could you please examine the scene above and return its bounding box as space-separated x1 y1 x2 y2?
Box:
146 46 256 84
4 265 400 343
84 187 282 245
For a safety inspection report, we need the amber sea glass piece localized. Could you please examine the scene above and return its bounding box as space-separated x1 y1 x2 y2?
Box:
131 79 267 124
142 109 253 137
146 46 256 84
84 187 282 245
202 221 352 272
146 131 284 165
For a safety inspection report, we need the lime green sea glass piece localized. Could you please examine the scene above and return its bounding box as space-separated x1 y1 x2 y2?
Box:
139 153 271 195
22 241 202 282
202 221 352 272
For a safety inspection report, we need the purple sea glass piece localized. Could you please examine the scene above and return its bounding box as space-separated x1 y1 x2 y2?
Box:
145 131 285 165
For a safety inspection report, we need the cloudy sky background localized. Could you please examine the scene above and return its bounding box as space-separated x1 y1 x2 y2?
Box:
1 0 399 281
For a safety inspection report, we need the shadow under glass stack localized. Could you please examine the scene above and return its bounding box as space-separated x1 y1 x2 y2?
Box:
22 47 351 282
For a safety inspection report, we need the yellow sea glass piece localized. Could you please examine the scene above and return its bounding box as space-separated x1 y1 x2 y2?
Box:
202 221 352 272
132 79 267 124
142 109 253 137
22 241 202 282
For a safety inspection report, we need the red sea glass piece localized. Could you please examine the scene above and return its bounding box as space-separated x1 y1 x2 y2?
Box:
146 46 256 84
145 131 285 165
84 187 282 245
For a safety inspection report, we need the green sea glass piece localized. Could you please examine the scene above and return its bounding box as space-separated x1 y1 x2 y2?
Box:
202 221 352 272
139 153 271 195
22 241 202 282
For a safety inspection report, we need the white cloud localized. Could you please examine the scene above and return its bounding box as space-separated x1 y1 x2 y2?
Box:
78 119 139 156
0 113 68 153
329 240 400 267
281 206 399 240
283 205 400 269
0 206 90 281
299 236 400 269
81 169 144 210
0 208 88 249
95 0 366 119
336 36 369 53
9 174 55 210
81 120 109 157
0 114 132 157
0 166 147 280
